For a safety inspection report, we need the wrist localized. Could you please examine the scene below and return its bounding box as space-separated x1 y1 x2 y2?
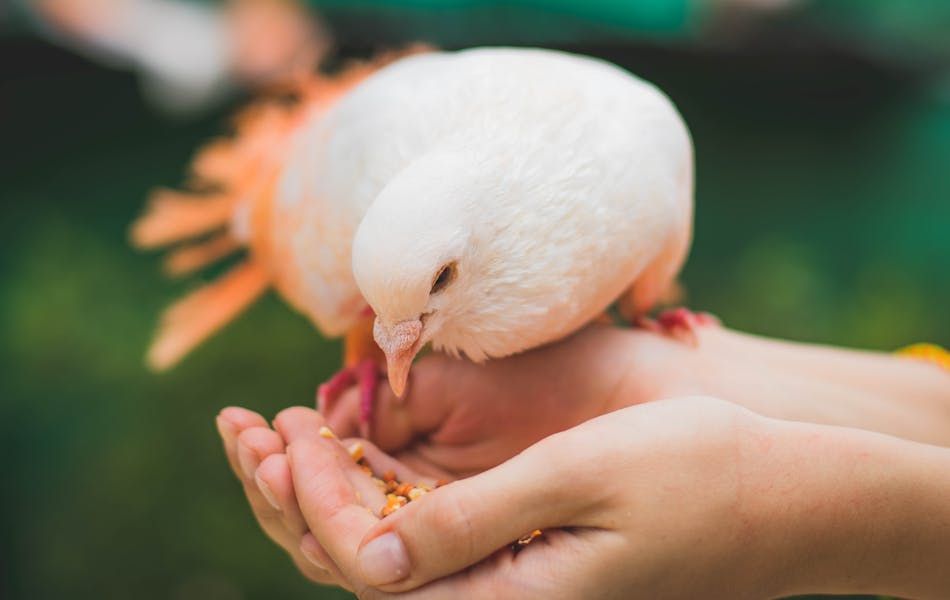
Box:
755 419 950 597
694 329 950 445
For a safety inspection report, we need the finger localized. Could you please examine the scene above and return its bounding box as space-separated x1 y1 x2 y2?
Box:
323 354 470 453
234 428 299 544
221 415 337 584
273 405 330 442
255 453 307 535
217 406 269 479
292 552 344 588
354 437 594 591
323 387 363 439
255 464 350 589
238 473 327 583
251 455 347 588
368 354 460 452
405 527 600 600
367 342 606 454
389 452 455 483
237 456 299 553
256 446 383 582
236 427 284 481
275 407 388 513
299 532 349 586
221 413 346 588
342 438 442 487
288 437 384 593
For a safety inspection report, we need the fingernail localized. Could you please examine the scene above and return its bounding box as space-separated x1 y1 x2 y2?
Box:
300 537 329 571
255 471 281 511
236 443 258 481
216 416 235 445
357 532 410 585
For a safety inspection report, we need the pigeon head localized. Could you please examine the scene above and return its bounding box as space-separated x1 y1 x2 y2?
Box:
352 151 483 397
353 148 586 397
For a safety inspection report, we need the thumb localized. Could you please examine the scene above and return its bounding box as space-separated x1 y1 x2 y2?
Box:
354 437 593 592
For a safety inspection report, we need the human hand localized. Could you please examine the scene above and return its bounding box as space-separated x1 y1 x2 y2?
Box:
319 323 701 479
213 324 672 590
216 406 354 589
327 322 950 453
279 396 950 599
273 396 783 598
217 322 950 595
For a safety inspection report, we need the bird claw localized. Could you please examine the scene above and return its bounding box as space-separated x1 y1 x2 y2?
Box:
636 307 719 346
316 359 382 437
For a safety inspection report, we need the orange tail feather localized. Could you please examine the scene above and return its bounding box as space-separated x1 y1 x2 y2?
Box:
133 44 434 370
163 234 242 278
130 189 235 249
147 261 270 370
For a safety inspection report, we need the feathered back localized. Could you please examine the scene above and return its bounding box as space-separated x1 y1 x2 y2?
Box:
130 45 432 370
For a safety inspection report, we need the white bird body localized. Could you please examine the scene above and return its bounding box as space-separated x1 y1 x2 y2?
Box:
269 47 692 362
132 46 692 380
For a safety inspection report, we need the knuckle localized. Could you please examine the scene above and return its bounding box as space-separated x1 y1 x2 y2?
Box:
420 490 477 563
245 482 277 514
275 406 322 430
237 426 277 449
219 406 260 428
256 452 289 484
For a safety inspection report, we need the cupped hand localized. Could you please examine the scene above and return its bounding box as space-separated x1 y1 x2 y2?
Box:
276 396 801 599
319 319 950 479
216 321 950 597
319 323 700 480
215 324 696 591
216 406 352 589
213 324 670 589
278 395 950 600
213 321 794 594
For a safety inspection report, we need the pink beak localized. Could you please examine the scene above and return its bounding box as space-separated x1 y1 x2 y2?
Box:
373 317 423 398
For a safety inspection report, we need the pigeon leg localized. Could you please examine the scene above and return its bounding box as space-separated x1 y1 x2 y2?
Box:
635 307 719 346
356 359 381 438
317 313 385 437
317 365 357 414
316 359 382 437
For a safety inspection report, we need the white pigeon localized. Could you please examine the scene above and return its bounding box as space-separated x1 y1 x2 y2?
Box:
131 46 695 430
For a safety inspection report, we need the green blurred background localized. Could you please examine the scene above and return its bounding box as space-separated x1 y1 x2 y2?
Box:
2 1 949 598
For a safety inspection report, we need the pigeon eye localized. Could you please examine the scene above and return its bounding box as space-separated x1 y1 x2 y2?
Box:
430 262 457 295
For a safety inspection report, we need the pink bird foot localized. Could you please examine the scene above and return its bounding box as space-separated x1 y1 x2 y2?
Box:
316 359 382 437
636 308 719 346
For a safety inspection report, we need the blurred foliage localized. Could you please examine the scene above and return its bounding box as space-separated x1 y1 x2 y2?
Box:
1 8 949 600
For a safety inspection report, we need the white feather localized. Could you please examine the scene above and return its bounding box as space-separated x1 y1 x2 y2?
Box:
272 47 693 360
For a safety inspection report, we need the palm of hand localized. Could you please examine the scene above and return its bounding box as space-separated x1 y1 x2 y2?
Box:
218 324 707 592
312 396 766 599
323 324 685 480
